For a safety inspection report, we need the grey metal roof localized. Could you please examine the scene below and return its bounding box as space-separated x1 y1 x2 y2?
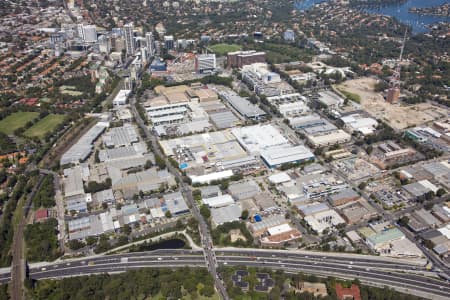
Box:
102 125 138 148
249 214 286 232
423 162 450 177
403 182 431 197
329 188 359 202
61 123 107 165
228 180 260 200
63 166 85 198
66 194 87 212
211 204 242 225
297 202 329 216
219 91 266 119
94 189 115 203
199 185 221 198
209 110 239 129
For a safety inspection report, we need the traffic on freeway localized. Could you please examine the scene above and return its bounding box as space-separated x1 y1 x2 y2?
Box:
1 248 449 299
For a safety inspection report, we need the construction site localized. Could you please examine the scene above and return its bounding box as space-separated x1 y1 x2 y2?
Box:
336 77 447 130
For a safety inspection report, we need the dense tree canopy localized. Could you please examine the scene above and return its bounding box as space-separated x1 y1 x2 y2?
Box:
24 218 60 262
27 267 215 300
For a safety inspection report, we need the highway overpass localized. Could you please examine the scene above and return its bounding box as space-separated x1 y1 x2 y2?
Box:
0 249 449 299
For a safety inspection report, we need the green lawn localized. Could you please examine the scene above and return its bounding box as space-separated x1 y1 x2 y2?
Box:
337 87 362 104
0 112 39 135
209 43 242 56
24 114 66 138
60 85 83 96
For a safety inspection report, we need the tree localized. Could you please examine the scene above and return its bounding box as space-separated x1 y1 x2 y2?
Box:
85 236 98 246
68 239 86 251
358 182 367 190
220 180 229 191
165 210 172 218
192 189 202 201
398 216 409 227
436 188 446 197
123 224 132 235
0 169 6 184
155 154 166 169
117 235 129 246
24 218 59 262
424 190 435 201
314 147 323 156
241 209 249 220
144 159 153 169
200 284 215 297
423 239 434 249
200 204 211 219
94 235 111 254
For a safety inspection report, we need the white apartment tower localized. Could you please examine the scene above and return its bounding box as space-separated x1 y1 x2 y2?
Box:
195 54 216 73
77 23 85 40
123 22 135 55
83 25 97 43
145 32 155 56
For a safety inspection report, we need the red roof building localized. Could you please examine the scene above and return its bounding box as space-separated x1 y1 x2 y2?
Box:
335 284 361 300
35 209 48 222
18 98 39 106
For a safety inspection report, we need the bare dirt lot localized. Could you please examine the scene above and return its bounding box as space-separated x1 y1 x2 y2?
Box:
336 77 447 130
229 229 247 243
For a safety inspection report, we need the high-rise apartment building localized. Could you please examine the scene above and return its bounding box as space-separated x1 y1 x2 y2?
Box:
83 25 97 43
195 54 216 73
123 22 135 55
145 32 155 56
164 35 174 50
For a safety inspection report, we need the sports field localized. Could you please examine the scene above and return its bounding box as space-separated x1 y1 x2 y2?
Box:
24 114 66 138
209 44 241 56
0 112 39 135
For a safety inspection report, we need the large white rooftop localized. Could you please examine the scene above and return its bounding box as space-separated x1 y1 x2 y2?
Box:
202 194 235 208
231 124 289 154
112 89 131 105
190 170 234 184
261 145 314 167
267 223 292 236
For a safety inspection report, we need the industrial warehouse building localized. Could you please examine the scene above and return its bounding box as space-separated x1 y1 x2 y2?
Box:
306 130 352 147
260 145 314 168
340 113 378 135
112 89 131 106
218 90 266 120
231 124 315 168
202 194 235 208
61 121 109 165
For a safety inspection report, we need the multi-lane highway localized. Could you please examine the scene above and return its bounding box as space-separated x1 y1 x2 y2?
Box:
1 249 449 300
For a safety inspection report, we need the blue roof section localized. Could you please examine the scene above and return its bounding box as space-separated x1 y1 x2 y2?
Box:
254 214 262 222
122 204 138 215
